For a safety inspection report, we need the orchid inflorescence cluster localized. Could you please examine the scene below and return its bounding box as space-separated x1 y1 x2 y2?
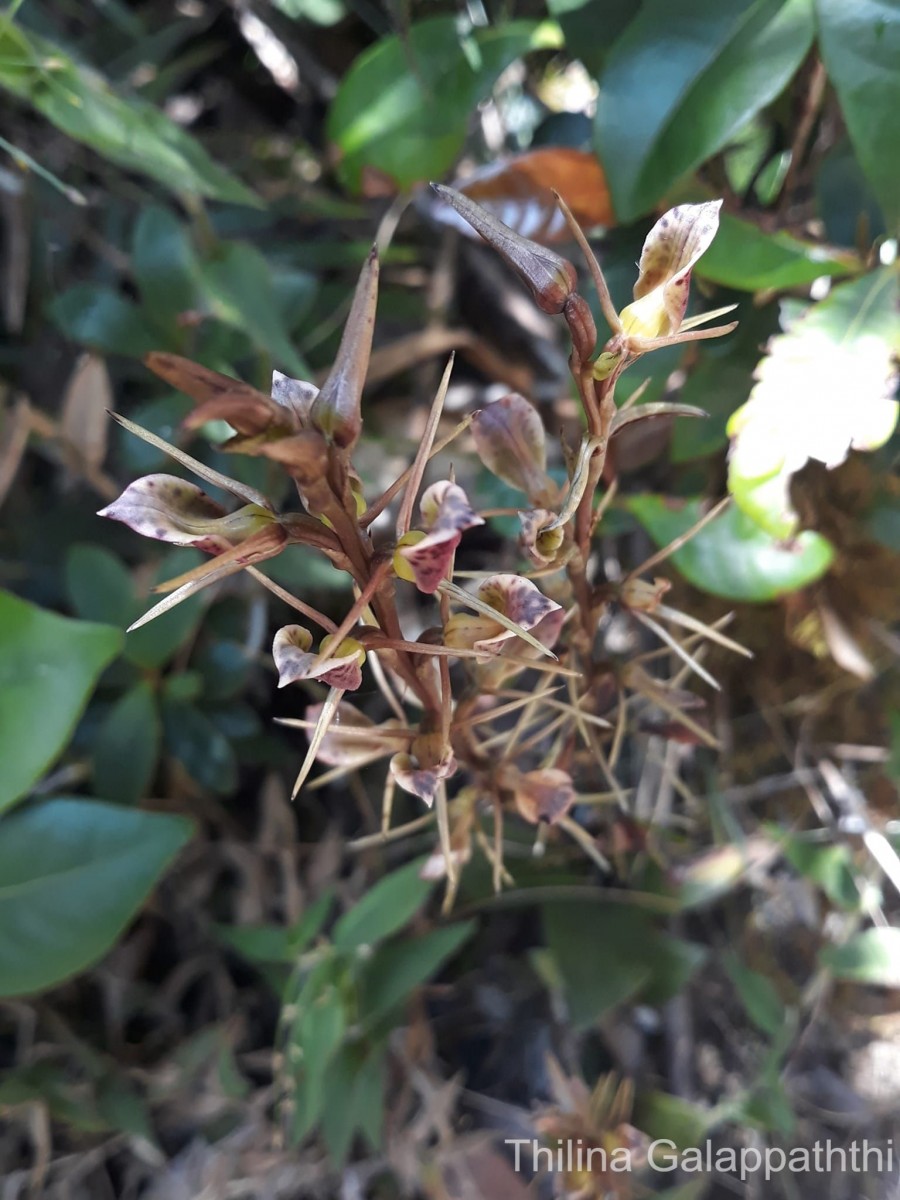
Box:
101 185 748 903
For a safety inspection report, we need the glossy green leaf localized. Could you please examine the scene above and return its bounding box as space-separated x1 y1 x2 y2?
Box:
359 921 475 1023
93 681 161 806
728 269 899 537
626 496 835 602
50 285 159 357
0 592 123 814
0 798 193 996
820 927 900 988
695 213 855 291
595 0 815 219
327 17 562 193
0 22 259 206
548 0 634 75
816 0 900 230
332 858 433 951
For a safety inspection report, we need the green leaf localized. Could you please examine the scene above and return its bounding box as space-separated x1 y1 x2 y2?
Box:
595 0 815 219
162 698 238 794
728 269 899 537
815 0 900 231
66 544 134 629
820 927 900 987
547 0 635 75
290 982 347 1139
543 903 705 1027
92 681 161 805
695 213 855 291
359 921 475 1023
197 241 309 378
815 138 887 247
125 549 207 669
332 858 433 951
327 17 562 193
50 285 159 357
217 892 334 965
0 798 193 996
320 1043 386 1163
0 21 259 206
723 950 786 1036
774 828 861 910
0 591 123 814
132 206 203 327
626 495 835 602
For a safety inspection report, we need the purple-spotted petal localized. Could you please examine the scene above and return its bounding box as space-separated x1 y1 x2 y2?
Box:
623 200 723 338
98 475 230 551
390 732 457 807
273 625 365 691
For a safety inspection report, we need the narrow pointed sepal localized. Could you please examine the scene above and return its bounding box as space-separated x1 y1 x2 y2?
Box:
309 246 379 450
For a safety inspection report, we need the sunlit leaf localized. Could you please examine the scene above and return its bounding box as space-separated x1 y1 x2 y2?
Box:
0 22 259 206
820 927 900 988
728 269 899 537
695 212 856 291
627 495 834 602
327 17 563 193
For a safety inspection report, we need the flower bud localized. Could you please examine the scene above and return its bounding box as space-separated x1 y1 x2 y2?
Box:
431 184 577 314
310 246 379 450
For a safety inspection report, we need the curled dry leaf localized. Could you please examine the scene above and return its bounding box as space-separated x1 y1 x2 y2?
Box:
471 393 555 503
444 574 564 661
60 353 112 474
394 480 484 594
98 474 276 554
273 625 366 691
431 148 614 245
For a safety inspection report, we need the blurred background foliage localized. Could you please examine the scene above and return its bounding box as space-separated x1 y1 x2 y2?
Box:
0 0 899 1196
